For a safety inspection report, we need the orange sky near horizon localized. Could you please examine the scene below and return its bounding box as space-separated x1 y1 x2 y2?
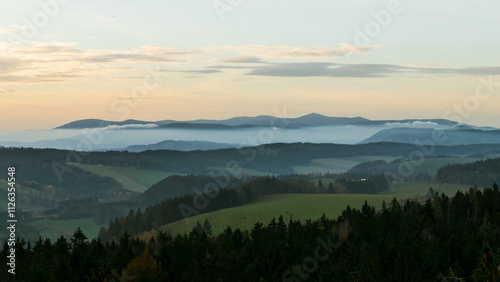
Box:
1 1 500 131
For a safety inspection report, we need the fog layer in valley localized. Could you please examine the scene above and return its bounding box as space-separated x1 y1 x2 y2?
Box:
0 125 386 151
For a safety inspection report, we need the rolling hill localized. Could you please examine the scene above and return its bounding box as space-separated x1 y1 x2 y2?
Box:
55 118 155 129
360 127 500 145
124 140 238 152
159 181 474 236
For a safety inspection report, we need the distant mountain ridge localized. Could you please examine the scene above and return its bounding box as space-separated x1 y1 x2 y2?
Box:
56 119 155 129
125 140 238 152
56 113 460 129
360 127 500 145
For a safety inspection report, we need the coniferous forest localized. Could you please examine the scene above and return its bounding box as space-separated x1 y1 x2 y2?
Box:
1 183 499 281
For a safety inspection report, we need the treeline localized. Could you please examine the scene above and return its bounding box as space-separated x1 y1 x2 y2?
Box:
99 177 320 241
137 174 250 207
100 174 400 241
2 144 500 207
40 175 250 226
76 143 500 174
42 173 393 231
5 143 500 177
332 174 391 194
2 184 500 281
436 157 500 187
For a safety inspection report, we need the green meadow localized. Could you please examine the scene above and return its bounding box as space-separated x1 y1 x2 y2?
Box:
293 156 398 174
70 163 183 192
207 166 278 177
160 181 479 236
384 182 475 197
293 156 481 175
160 193 401 236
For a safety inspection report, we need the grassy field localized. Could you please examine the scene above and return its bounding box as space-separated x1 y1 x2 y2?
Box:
293 156 481 175
15 182 476 241
207 167 278 177
382 182 476 197
159 180 478 236
293 156 398 174
26 217 104 241
160 193 399 236
70 163 183 192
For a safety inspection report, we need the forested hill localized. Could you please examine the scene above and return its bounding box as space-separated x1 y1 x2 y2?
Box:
136 175 248 206
2 184 499 281
4 143 500 176
361 127 500 145
0 147 131 203
99 177 321 241
436 157 500 187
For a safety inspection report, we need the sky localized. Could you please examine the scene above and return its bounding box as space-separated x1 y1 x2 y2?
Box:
1 0 500 131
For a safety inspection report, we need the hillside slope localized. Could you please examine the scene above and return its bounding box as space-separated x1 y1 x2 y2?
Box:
361 128 500 145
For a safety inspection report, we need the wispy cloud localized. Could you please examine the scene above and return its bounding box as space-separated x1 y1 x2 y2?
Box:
161 69 222 74
0 25 26 35
3 41 497 86
101 123 158 130
247 63 500 78
219 56 268 64
0 43 192 84
424 66 500 76
12 46 81 55
0 57 24 72
385 121 439 129
0 88 16 94
215 44 381 59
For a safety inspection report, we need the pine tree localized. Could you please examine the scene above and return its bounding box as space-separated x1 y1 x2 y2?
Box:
203 219 213 236
328 182 334 193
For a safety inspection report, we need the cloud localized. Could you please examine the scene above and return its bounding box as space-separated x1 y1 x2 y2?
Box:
0 43 191 84
0 88 16 94
78 46 196 63
219 56 267 64
81 53 175 63
216 44 382 59
101 123 158 130
13 46 81 55
3 41 499 86
161 69 222 74
0 25 26 35
427 66 500 76
385 121 439 129
248 63 399 77
337 43 383 56
0 57 24 73
207 65 254 70
247 63 500 78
